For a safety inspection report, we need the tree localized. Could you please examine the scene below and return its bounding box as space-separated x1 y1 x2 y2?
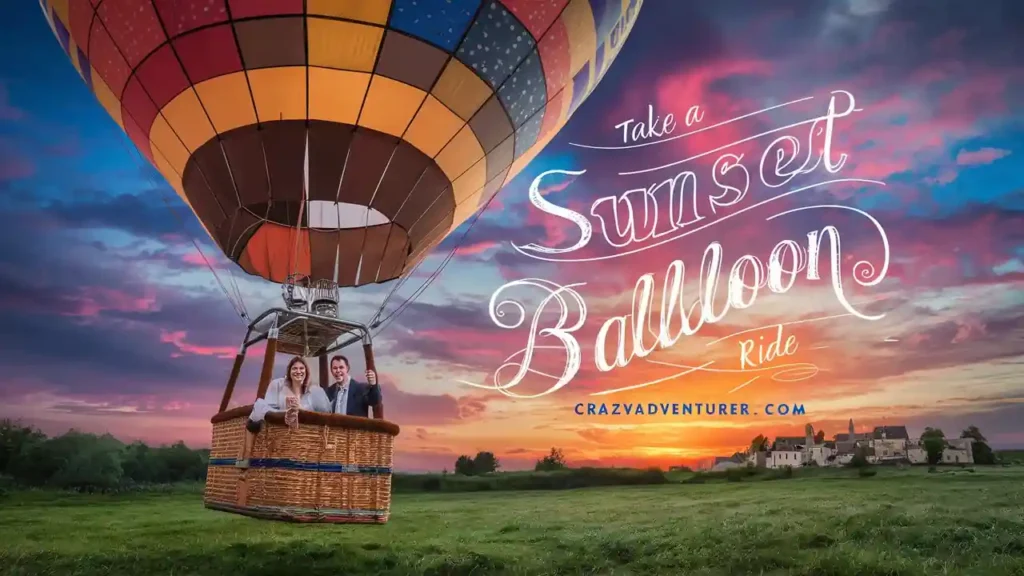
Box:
923 437 945 465
921 427 945 440
972 441 996 465
961 426 995 464
750 434 769 453
0 419 45 473
473 451 500 474
960 425 985 442
50 438 124 491
454 455 475 475
159 441 207 482
814 430 825 444
121 442 168 484
847 445 870 468
0 426 214 490
535 447 567 471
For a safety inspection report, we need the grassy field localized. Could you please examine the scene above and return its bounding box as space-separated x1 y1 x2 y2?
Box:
1 466 1022 576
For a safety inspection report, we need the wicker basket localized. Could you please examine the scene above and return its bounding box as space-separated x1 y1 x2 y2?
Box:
204 405 401 523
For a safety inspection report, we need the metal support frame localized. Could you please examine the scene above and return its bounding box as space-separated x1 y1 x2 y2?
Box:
241 307 371 350
216 307 380 417
218 338 250 413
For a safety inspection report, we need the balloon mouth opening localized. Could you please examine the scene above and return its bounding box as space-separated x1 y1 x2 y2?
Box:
306 201 391 230
240 200 393 231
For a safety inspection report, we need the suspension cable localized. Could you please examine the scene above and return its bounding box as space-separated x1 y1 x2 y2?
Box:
155 192 248 323
371 186 503 336
126 142 250 324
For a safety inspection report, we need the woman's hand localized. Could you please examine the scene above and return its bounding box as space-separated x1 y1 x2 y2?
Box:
284 395 299 429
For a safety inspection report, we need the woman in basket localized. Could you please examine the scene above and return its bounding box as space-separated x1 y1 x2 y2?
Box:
238 356 331 466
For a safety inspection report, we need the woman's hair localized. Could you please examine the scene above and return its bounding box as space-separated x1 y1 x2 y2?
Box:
284 356 311 394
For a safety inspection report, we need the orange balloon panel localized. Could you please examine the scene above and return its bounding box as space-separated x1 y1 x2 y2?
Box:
40 0 643 286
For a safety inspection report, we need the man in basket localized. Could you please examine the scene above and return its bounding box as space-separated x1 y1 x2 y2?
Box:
325 355 383 418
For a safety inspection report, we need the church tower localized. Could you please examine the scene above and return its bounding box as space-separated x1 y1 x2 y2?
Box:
848 418 855 438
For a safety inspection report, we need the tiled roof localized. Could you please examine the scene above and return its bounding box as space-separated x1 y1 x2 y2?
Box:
873 426 910 440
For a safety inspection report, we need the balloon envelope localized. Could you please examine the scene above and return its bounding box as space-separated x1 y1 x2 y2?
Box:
41 0 641 286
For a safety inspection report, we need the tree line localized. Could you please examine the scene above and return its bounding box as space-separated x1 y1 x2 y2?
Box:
450 447 568 475
0 419 209 491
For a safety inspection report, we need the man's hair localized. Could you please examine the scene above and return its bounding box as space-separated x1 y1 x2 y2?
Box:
330 355 350 369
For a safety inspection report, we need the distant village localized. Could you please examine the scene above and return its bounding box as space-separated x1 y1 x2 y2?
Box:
707 419 976 471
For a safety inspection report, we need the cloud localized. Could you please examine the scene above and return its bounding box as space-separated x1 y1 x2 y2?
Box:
40 191 190 239
0 138 35 181
0 82 25 121
956 147 1012 166
159 330 237 359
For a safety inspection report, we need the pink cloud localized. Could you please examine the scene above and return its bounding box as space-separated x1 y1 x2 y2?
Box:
951 317 987 344
456 240 500 256
0 138 34 181
927 168 959 186
349 377 492 427
0 156 34 181
956 147 1012 166
61 286 159 318
906 332 932 347
0 83 25 122
180 252 208 267
159 330 237 359
652 58 775 162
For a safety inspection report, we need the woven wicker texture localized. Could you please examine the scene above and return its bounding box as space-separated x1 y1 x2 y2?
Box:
204 415 395 523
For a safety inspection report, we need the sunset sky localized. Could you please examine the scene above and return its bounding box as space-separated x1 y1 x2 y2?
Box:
1 0 1021 472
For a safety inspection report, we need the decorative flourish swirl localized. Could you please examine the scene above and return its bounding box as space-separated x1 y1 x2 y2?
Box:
457 280 588 399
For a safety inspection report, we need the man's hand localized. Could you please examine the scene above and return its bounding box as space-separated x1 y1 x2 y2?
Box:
366 369 377 386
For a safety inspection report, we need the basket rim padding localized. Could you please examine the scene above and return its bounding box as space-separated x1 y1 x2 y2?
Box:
212 405 401 436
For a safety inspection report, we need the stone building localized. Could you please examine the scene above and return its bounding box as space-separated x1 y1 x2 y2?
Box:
751 419 974 469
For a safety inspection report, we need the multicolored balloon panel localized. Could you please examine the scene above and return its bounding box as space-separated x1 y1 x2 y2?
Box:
40 0 642 287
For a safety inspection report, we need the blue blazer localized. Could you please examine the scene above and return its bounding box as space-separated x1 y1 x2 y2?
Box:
325 380 382 418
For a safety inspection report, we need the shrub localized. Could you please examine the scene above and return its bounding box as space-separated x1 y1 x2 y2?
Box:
535 448 567 472
847 451 869 468
923 437 945 465
725 466 760 482
49 437 124 492
0 425 209 492
393 467 669 493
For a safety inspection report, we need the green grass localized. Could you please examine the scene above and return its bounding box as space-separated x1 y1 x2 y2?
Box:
997 449 1024 464
1 467 1023 575
391 467 667 492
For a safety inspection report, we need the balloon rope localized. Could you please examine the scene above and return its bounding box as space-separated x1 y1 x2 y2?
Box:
289 127 309 281
367 200 447 325
156 192 248 324
371 184 502 336
117 133 248 324
258 137 275 286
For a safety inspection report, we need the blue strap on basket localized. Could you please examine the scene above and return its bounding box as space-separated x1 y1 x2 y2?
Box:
209 458 390 474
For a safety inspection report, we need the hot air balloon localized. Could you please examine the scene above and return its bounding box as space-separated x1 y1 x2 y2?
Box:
40 0 642 523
